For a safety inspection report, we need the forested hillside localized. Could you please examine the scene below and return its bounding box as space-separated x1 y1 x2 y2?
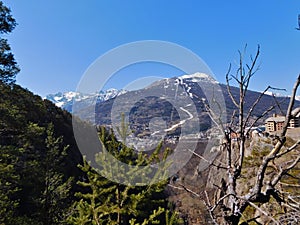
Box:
0 82 83 224
0 2 181 224
0 82 182 224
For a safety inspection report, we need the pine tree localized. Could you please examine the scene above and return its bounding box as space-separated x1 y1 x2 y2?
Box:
0 145 20 224
38 123 73 225
68 125 182 225
18 122 73 224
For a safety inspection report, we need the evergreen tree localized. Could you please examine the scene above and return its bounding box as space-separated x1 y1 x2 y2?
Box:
0 1 19 84
32 123 73 225
16 122 74 224
0 82 83 224
68 126 182 225
0 145 20 224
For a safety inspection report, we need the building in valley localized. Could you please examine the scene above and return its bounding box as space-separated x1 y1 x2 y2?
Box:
290 107 300 128
265 114 285 132
265 107 300 132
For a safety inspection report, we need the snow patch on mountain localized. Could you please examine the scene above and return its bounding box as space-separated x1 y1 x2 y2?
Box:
45 89 127 112
175 72 219 99
265 91 300 101
179 72 219 84
265 91 284 97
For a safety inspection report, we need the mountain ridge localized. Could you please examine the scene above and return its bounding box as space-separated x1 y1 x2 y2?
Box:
45 88 127 112
45 73 300 133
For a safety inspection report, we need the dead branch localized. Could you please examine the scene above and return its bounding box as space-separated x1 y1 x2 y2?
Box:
244 85 272 129
280 74 300 138
210 193 236 212
275 139 300 158
271 155 300 187
204 191 220 225
226 64 239 108
272 94 284 116
243 45 260 94
251 74 300 197
177 183 201 198
179 42 300 225
247 201 280 225
278 182 300 188
186 148 227 170
244 87 287 136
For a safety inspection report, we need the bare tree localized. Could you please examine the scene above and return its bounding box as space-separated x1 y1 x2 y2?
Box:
171 46 300 225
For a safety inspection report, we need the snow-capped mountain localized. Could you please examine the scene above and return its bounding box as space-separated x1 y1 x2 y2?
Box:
46 72 216 112
93 72 223 135
45 73 300 127
94 72 300 130
265 91 300 101
179 72 219 84
45 88 126 112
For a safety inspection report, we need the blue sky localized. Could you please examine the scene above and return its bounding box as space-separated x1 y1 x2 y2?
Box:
3 0 300 97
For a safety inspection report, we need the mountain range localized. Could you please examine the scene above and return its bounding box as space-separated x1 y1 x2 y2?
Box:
45 72 300 137
45 88 127 112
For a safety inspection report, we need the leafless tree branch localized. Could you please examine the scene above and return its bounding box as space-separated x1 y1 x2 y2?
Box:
271 155 300 187
186 148 227 170
179 44 300 225
276 139 300 158
251 75 300 198
247 201 280 225
226 64 239 108
244 85 272 131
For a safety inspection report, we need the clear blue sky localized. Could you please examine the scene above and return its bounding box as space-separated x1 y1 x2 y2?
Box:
3 0 300 97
